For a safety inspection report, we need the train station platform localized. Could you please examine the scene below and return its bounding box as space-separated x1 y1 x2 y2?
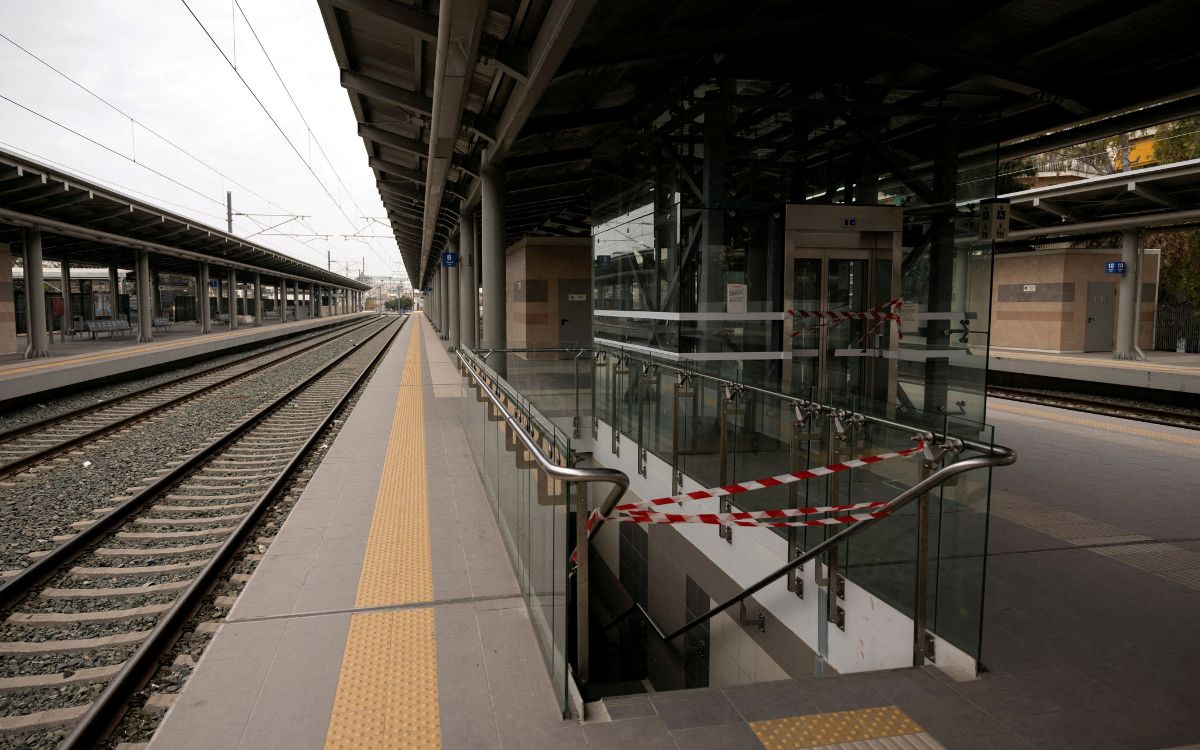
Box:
989 347 1200 396
0 314 367 409
143 314 1200 750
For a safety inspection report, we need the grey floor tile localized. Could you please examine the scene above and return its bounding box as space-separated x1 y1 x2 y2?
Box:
721 679 817 722
649 687 741 730
498 724 587 750
197 619 286 664
442 736 501 750
951 674 1062 719
582 716 679 750
1001 708 1127 750
670 722 763 750
798 677 889 713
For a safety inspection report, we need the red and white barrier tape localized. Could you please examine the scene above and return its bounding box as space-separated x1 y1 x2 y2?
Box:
611 443 922 515
614 504 888 525
788 298 904 341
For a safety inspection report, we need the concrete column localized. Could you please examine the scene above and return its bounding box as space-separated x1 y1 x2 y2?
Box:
253 273 263 326
198 262 212 334
228 267 239 330
0 243 16 356
136 249 153 343
437 267 446 337
60 258 73 340
1114 229 1140 360
458 208 477 350
107 263 120 321
151 267 162 322
448 246 461 349
317 285 325 318
21 227 49 357
481 157 507 354
216 278 224 321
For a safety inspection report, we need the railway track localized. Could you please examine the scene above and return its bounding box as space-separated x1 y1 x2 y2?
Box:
988 385 1200 431
0 314 406 749
0 317 375 479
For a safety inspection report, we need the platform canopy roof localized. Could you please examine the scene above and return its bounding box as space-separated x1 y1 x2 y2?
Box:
998 157 1200 241
320 0 1200 288
0 148 370 291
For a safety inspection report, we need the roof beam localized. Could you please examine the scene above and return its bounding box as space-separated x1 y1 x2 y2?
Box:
329 0 438 40
417 0 488 284
1032 197 1075 221
359 124 428 157
368 156 426 184
341 70 433 114
1127 180 1180 210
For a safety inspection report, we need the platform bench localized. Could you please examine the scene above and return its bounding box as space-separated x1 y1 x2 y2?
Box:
152 317 173 332
86 320 132 339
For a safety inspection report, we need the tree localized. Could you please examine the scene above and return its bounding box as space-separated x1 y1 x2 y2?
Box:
398 294 414 312
1148 119 1200 309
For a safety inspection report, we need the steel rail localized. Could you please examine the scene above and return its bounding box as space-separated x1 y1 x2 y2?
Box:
0 316 400 612
989 386 1200 431
57 315 407 749
0 317 364 444
628 444 1016 642
0 318 378 478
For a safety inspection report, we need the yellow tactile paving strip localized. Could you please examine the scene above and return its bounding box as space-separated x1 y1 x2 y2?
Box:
750 706 923 750
325 320 441 748
990 401 1200 447
355 324 433 607
324 609 441 749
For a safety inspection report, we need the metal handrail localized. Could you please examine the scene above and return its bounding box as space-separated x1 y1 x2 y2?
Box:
457 347 629 514
473 343 996 455
456 346 629 686
621 443 1015 642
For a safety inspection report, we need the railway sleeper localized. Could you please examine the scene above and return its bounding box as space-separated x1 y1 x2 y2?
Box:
133 512 246 526
0 702 92 736
0 629 147 655
7 601 171 625
115 527 237 541
71 558 209 578
94 541 223 557
41 581 191 598
0 662 124 694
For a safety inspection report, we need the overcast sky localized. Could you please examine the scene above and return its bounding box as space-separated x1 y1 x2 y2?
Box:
0 0 405 283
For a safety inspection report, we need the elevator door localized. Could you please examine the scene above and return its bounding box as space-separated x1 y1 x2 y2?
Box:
784 251 890 407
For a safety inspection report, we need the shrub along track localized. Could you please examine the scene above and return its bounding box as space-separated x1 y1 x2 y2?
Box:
0 315 405 749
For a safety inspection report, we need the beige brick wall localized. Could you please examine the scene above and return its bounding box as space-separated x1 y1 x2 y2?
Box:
505 237 591 350
991 249 1159 352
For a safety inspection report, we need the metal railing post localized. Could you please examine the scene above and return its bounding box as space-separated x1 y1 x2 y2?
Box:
671 373 691 495
637 362 650 477
913 458 933 665
575 482 590 685
718 384 734 543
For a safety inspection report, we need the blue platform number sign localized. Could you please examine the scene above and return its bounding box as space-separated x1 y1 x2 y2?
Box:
595 255 612 269
1105 261 1127 274
209 279 219 288
442 252 458 267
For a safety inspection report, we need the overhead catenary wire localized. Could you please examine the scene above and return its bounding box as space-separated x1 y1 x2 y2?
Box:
0 30 309 227
179 0 363 236
179 1 400 276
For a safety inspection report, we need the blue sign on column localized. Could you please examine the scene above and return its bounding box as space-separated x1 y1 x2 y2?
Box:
1105 261 1127 274
209 279 219 288
442 252 458 267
